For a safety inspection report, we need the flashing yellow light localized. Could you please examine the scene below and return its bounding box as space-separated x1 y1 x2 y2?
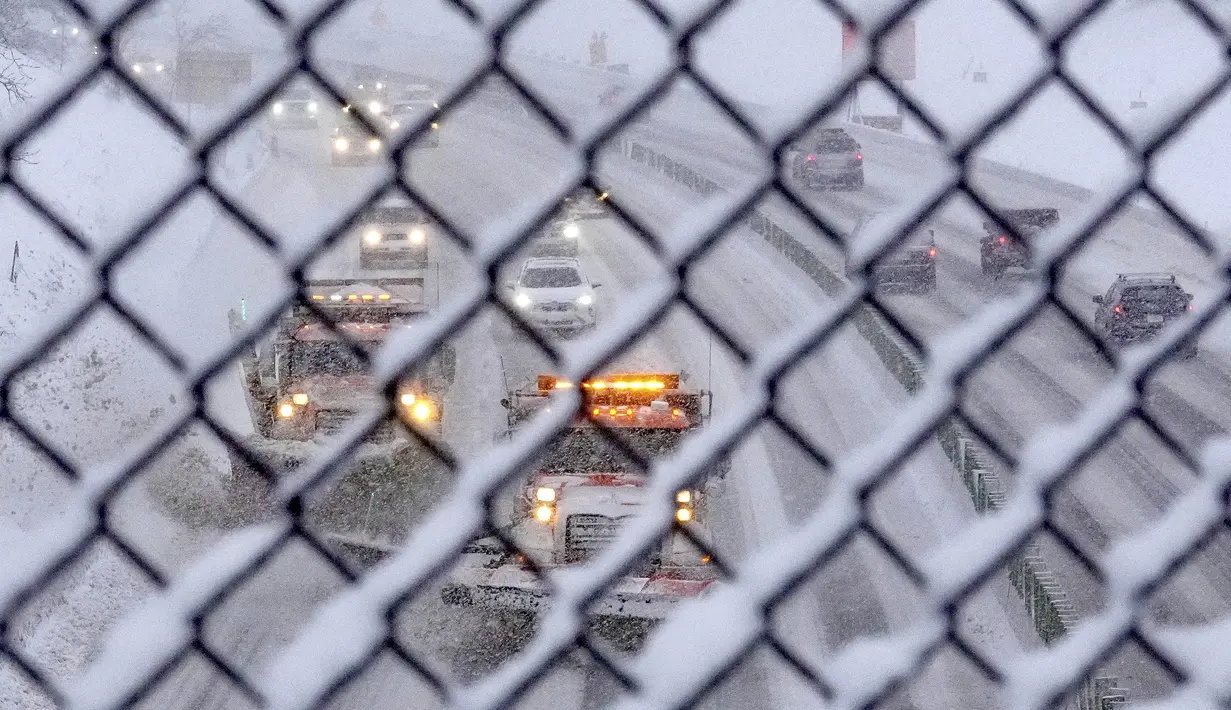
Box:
676 490 691 504
412 401 432 421
347 294 359 301
536 487 556 502
583 379 666 390
367 138 381 152
364 229 381 245
378 293 391 300
535 504 553 523
312 294 324 300
701 555 712 564
554 380 573 389
361 294 375 301
400 393 416 406
333 136 350 152
278 403 295 418
291 393 309 406
592 407 600 416
608 407 616 416
591 382 607 390
675 507 692 523
672 408 682 417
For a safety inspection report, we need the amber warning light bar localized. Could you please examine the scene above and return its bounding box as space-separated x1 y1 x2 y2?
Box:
536 374 681 392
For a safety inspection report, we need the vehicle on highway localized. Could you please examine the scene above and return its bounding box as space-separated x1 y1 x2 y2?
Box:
599 85 625 105
129 54 167 77
443 372 720 641
226 278 456 551
358 203 432 270
980 208 1059 278
1093 273 1196 357
330 123 383 166
788 128 864 190
268 87 320 129
845 214 938 293
343 73 391 115
387 85 441 147
559 186 611 221
508 257 600 337
528 218 582 257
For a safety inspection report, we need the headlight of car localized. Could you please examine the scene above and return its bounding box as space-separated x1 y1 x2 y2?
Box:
400 392 416 407
363 229 382 245
536 487 556 502
430 121 439 130
409 228 426 245
155 63 165 72
577 293 593 306
514 293 532 309
389 120 400 130
411 401 432 421
278 402 296 418
131 63 143 73
272 102 284 115
308 101 318 113
562 223 580 239
291 392 309 406
367 138 381 152
333 137 349 152
368 100 382 114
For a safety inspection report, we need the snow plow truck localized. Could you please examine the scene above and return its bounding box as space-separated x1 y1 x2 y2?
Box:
440 372 723 636
226 277 456 545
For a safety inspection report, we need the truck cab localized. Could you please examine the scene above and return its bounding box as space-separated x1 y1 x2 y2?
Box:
442 373 720 620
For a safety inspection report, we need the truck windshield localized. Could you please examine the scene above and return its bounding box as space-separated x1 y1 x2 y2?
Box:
289 342 364 377
535 428 684 473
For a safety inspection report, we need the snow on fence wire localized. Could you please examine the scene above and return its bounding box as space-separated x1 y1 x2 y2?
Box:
616 134 1134 707
1 0 1228 708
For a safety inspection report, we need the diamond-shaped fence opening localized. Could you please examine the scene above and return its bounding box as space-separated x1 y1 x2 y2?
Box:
2 0 1231 708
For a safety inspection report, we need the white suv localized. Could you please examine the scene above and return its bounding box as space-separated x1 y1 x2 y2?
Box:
509 258 600 337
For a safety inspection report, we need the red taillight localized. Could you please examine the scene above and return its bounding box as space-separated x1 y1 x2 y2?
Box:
997 235 1007 244
806 154 816 162
1114 305 1122 314
1187 304 1194 311
928 247 937 257
854 152 863 161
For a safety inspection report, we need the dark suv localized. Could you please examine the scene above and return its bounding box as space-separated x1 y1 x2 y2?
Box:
844 214 937 292
789 128 864 190
1093 273 1196 356
980 208 1058 278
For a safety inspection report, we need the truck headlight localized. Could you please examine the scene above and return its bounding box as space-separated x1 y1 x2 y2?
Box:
535 504 553 523
272 102 284 115
291 392 309 406
562 223 580 239
676 490 691 504
368 100 382 114
409 228 426 245
367 138 381 152
536 487 556 502
389 120 400 130
155 63 165 72
333 137 349 152
430 122 439 130
400 392 416 406
412 401 432 421
364 229 382 245
675 507 692 523
278 402 296 418
577 293 593 306
132 63 143 74
514 293 532 309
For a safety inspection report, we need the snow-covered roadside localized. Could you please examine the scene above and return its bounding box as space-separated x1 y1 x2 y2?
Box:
0 75 275 706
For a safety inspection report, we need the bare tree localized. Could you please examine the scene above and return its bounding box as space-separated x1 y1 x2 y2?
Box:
170 0 231 57
0 0 56 105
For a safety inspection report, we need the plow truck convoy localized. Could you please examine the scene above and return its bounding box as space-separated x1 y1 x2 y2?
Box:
441 372 724 643
227 277 456 550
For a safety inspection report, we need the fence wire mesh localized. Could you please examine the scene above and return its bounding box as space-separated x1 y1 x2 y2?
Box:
1 0 1229 708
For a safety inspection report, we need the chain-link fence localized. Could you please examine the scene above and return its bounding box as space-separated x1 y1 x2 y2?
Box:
1 0 1229 707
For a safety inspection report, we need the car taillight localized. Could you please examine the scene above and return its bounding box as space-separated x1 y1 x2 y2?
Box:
997 235 1007 244
928 247 937 257
1187 303 1194 311
1114 305 1122 314
806 154 816 162
854 152 863 161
